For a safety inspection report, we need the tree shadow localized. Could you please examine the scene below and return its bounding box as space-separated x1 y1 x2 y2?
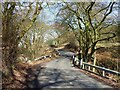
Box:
24 67 77 89
23 67 105 89
24 66 42 88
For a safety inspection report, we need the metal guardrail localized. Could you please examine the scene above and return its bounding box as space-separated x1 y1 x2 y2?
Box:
55 49 120 78
34 55 51 61
73 57 120 77
82 62 120 76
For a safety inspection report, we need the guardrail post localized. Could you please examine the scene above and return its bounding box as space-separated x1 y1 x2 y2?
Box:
72 55 76 66
88 66 91 71
102 71 105 77
80 59 83 69
82 64 85 69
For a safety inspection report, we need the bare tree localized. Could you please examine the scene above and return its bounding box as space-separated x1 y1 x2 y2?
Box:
57 2 116 71
2 2 43 77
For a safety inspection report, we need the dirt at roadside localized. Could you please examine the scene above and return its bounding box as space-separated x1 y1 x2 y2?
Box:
77 68 120 88
2 53 59 89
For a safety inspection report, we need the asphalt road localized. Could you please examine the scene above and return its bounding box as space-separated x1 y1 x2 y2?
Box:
26 50 112 89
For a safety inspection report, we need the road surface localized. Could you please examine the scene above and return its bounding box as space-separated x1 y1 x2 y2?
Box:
26 50 112 88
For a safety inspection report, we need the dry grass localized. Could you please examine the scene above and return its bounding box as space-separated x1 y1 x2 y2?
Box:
3 49 59 89
96 44 120 84
96 45 120 70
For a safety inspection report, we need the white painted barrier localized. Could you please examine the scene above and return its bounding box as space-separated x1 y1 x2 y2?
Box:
73 57 120 78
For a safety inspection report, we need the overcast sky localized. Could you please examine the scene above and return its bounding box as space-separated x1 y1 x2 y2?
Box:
38 3 61 25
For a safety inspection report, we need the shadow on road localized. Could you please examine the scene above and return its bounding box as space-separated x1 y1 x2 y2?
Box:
24 67 78 89
19 49 112 89
25 66 42 88
23 66 110 89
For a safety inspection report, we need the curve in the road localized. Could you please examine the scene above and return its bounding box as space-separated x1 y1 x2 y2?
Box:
26 50 112 88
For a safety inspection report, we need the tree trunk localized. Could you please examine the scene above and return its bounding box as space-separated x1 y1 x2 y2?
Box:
2 3 17 78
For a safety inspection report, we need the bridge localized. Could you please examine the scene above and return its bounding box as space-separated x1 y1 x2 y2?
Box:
25 49 118 89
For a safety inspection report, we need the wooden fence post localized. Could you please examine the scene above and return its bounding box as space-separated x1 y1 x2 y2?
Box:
88 66 91 71
83 64 85 69
80 59 83 69
103 71 105 77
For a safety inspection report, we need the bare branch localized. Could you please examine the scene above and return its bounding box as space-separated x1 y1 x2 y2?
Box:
97 32 116 42
96 2 115 29
92 2 111 17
